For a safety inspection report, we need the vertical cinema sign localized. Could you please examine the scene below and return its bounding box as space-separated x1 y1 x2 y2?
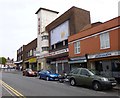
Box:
38 18 40 34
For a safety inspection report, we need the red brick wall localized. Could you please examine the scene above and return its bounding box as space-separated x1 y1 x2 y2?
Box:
68 17 120 58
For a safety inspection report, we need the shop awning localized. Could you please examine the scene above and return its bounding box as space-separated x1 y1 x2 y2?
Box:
69 60 87 64
14 60 23 64
28 58 37 63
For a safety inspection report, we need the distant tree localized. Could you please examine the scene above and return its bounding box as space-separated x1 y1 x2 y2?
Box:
0 57 2 64
0 57 7 65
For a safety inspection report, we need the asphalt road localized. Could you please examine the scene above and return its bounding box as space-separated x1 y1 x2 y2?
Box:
0 70 120 97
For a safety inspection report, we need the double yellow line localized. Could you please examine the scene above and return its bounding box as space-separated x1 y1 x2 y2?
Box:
0 80 26 98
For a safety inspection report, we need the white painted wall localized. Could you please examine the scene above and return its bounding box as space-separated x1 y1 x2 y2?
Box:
37 9 58 57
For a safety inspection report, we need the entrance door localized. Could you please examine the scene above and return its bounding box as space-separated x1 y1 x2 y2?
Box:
102 61 112 77
58 63 62 74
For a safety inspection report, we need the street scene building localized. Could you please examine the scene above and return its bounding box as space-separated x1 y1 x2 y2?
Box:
15 45 26 70
24 38 37 71
35 8 59 71
1 1 120 97
16 38 37 71
45 6 91 74
68 16 120 79
16 6 120 80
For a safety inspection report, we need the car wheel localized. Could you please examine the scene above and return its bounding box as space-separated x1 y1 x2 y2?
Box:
39 75 41 79
46 77 49 81
70 78 76 86
93 82 102 91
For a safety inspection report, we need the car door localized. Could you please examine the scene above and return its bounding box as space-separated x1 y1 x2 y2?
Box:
78 69 93 86
43 71 48 79
70 69 80 84
40 70 46 79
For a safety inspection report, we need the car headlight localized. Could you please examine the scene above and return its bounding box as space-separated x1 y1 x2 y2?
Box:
101 78 108 81
29 72 33 74
50 75 55 77
58 75 61 77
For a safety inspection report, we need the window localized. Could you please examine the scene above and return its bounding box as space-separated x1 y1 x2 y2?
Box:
74 41 80 54
41 35 48 40
30 50 33 56
100 32 110 49
80 69 89 76
27 52 30 57
42 47 49 51
71 69 79 74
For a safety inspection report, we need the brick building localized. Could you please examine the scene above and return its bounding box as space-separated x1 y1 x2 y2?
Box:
16 38 37 71
24 38 37 71
45 6 91 74
16 45 26 69
68 16 120 79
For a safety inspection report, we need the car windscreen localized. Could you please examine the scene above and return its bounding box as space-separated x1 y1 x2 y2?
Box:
87 69 94 76
47 70 55 74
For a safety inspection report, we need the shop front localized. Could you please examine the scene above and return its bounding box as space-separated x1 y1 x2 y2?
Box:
28 58 37 71
14 60 23 70
88 51 120 79
37 58 49 71
50 57 69 74
46 48 70 74
69 56 87 70
24 58 37 71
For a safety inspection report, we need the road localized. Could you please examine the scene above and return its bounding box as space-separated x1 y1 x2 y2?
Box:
0 70 120 97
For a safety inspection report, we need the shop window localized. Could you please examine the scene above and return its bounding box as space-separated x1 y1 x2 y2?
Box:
112 60 120 71
95 61 103 75
74 41 80 54
100 32 110 49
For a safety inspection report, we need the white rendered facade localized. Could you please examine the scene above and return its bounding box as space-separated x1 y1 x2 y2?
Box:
36 8 58 70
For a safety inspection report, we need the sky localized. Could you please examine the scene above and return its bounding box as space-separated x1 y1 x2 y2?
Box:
0 0 119 61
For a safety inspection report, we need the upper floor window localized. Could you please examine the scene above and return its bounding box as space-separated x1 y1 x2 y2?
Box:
42 47 49 51
30 50 33 56
100 32 110 49
74 41 80 54
41 35 48 40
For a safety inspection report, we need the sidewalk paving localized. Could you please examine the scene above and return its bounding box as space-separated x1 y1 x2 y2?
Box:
113 84 120 90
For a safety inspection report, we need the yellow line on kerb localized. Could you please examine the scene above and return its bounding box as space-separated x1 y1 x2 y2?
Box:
0 80 26 98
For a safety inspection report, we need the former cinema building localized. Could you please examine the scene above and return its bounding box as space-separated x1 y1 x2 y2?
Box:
45 6 91 74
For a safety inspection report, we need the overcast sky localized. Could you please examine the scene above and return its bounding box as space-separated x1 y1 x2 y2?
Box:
0 0 119 61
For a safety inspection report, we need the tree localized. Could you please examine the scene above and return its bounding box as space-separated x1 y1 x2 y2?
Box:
0 57 6 65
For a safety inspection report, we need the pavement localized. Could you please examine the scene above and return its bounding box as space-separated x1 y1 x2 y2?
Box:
114 84 120 90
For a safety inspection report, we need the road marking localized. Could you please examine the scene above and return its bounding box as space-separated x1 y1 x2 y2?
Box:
0 80 26 98
2 84 15 96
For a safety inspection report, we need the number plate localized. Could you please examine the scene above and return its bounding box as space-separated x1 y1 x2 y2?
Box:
112 83 116 85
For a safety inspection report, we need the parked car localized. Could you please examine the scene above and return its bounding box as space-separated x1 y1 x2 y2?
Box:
38 70 59 81
58 71 69 83
23 68 37 77
68 68 117 91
